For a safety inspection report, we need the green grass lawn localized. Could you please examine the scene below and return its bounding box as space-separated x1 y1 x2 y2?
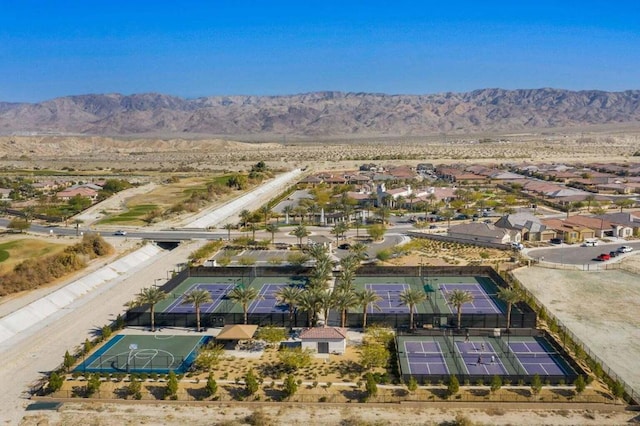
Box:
97 204 159 225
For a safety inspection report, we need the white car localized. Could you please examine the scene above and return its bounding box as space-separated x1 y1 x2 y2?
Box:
581 241 598 247
114 230 127 236
617 246 633 253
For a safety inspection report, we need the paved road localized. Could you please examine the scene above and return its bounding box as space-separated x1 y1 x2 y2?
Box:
525 241 640 265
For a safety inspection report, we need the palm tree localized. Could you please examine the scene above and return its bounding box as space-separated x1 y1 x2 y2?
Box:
333 289 358 328
260 205 271 227
223 223 235 241
307 243 328 261
331 222 347 246
407 193 416 212
276 286 303 330
129 287 168 332
292 225 309 248
497 287 523 331
228 286 261 324
239 209 251 228
349 243 368 261
335 268 356 293
182 289 212 332
399 288 427 329
441 209 455 228
448 289 474 330
265 223 279 244
282 205 294 224
317 291 335 327
357 288 382 329
297 289 321 327
585 194 596 212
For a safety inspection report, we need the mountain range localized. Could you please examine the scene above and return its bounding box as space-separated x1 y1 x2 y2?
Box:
1 88 639 138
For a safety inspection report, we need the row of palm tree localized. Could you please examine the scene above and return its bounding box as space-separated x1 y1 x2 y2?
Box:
128 271 524 332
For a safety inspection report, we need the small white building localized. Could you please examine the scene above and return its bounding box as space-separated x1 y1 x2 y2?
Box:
299 327 347 354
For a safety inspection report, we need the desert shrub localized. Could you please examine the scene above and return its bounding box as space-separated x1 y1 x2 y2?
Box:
165 371 178 400
284 374 298 398
47 372 64 393
447 375 459 397
205 373 217 397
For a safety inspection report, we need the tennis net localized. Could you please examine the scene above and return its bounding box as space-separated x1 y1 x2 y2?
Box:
509 351 561 359
405 352 448 359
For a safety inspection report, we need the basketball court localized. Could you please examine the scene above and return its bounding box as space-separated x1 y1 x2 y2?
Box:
75 334 210 374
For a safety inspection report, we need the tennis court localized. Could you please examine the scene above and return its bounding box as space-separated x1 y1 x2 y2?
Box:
455 340 509 375
75 334 210 374
507 339 569 376
364 283 411 313
397 333 579 383
403 340 449 375
439 283 503 314
155 276 245 313
248 283 292 313
164 283 235 314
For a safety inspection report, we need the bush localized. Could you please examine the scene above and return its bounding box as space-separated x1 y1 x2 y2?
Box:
127 378 142 399
407 376 418 392
365 372 378 398
245 370 259 396
574 375 586 395
284 374 298 397
447 375 459 397
47 372 64 393
490 375 502 393
165 371 178 399
86 373 101 396
205 373 217 397
530 374 542 396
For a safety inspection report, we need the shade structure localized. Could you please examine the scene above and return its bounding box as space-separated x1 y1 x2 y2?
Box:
215 324 258 340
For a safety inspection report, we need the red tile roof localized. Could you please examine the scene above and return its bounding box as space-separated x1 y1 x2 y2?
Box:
299 327 348 340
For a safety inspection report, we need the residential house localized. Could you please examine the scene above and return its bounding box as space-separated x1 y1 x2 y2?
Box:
494 213 556 242
447 222 520 246
564 215 632 238
540 219 594 243
299 327 347 354
56 187 98 201
593 212 640 237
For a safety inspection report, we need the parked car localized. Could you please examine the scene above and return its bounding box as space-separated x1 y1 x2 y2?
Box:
338 243 351 250
581 240 598 247
596 253 611 261
114 230 127 236
617 246 633 253
609 251 619 258
550 238 563 245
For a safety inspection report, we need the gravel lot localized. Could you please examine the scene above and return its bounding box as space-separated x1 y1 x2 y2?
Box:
512 258 640 399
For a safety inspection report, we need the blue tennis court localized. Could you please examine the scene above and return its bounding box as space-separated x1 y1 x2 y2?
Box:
508 341 568 376
164 283 234 314
249 283 291 313
403 340 449 375
455 340 509 375
440 283 502 314
364 283 410 313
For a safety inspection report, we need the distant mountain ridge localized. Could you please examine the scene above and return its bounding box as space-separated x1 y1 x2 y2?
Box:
1 88 639 137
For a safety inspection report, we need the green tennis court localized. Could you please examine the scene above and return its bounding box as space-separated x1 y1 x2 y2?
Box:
75 334 211 374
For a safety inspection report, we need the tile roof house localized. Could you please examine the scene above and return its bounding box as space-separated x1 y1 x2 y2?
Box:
299 327 348 354
56 187 98 201
447 222 520 246
494 213 556 242
540 218 595 243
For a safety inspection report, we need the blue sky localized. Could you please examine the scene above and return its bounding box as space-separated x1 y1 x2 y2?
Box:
1 1 639 102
